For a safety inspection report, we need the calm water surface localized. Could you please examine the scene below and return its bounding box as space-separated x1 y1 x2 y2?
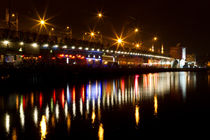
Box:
0 72 210 139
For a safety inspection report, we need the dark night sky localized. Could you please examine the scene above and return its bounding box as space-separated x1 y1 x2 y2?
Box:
1 0 210 55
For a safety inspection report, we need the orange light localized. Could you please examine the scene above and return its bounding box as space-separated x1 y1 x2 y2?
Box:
72 56 75 59
69 55 72 58
38 56 42 59
77 55 81 58
52 57 56 60
65 54 69 58
59 54 64 57
81 56 85 59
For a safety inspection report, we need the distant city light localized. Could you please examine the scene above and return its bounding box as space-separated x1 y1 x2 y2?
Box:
71 46 75 49
20 42 24 45
53 45 59 48
32 43 38 48
43 44 49 48
3 40 9 45
63 45 67 49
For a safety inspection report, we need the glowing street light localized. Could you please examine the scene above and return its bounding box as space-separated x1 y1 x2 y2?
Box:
117 38 122 44
153 37 158 41
90 32 95 37
40 20 45 25
134 28 139 33
135 43 140 48
98 13 103 18
12 13 15 17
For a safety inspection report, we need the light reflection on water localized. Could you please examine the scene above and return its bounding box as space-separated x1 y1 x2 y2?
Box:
0 72 201 139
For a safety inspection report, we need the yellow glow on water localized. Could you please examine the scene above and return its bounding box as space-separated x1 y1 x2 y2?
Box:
154 95 158 115
135 105 140 126
98 123 104 140
12 128 17 140
40 115 47 140
67 113 71 133
92 111 96 124
51 115 55 128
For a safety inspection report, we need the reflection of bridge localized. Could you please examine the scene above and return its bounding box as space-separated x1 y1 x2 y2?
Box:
0 29 174 68
1 72 197 136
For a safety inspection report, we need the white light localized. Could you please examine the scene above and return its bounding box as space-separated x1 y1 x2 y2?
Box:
97 49 100 51
71 46 75 49
79 47 83 50
63 45 67 49
20 103 25 128
20 42 24 45
66 58 69 64
32 43 38 48
106 50 109 52
3 40 9 45
53 45 58 48
55 103 59 121
5 113 10 133
93 55 95 58
85 47 89 50
46 105 49 122
111 50 113 53
92 48 95 51
43 44 49 48
19 48 23 52
34 107 38 126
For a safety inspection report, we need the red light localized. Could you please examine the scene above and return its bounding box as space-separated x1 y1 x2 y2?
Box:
72 56 75 59
53 89 56 104
21 55 24 58
65 54 69 58
52 57 56 60
23 96 26 109
38 56 42 59
77 55 81 58
81 85 85 102
81 56 85 59
61 89 65 108
39 93 43 108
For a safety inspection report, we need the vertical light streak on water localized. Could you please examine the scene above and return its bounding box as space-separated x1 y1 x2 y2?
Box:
34 106 38 126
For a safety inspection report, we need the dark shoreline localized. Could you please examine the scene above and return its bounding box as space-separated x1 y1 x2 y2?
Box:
0 65 208 82
0 65 208 94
